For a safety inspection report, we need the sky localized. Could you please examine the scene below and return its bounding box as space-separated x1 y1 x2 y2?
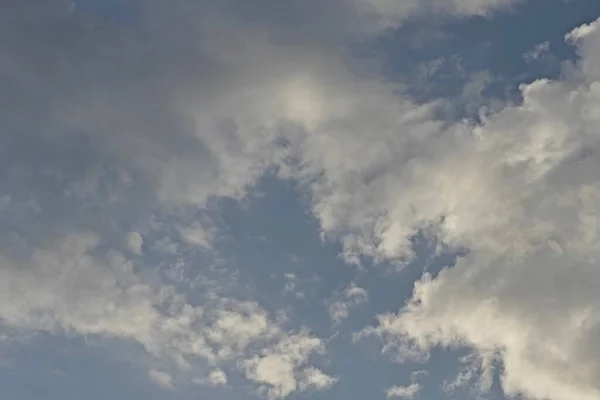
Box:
3 1 600 400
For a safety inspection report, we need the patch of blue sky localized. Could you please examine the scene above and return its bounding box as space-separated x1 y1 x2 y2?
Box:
0 334 170 400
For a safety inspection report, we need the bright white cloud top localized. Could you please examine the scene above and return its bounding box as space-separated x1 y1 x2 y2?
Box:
2 1 600 400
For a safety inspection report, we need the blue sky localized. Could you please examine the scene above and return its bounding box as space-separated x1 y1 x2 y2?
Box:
3 1 600 400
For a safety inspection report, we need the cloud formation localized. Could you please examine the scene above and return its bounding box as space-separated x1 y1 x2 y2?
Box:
3 0 600 400
387 382 421 399
242 332 336 399
328 283 369 324
0 230 332 395
356 16 600 400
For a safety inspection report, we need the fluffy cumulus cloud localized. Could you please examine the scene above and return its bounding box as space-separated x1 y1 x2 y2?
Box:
4 0 600 399
355 16 600 400
242 331 336 399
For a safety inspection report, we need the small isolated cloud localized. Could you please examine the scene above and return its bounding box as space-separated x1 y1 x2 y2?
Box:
0 231 332 398
203 369 228 387
149 370 174 389
523 41 550 62
328 283 368 324
387 383 421 399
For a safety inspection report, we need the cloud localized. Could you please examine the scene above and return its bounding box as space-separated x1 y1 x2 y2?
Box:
0 2 358 393
298 367 338 391
177 224 215 249
0 1 404 397
126 231 144 254
523 41 551 62
4 0 597 399
0 0 533 264
149 370 174 389
201 368 228 387
242 331 334 399
0 233 166 341
346 16 600 400
0 0 528 217
0 231 332 397
387 383 421 399
328 283 369 324
386 367 426 398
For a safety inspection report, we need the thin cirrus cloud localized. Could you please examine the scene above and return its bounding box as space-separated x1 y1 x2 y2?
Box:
2 1 600 400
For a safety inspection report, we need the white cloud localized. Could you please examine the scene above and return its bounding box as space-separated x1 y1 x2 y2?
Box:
347 16 600 400
0 232 331 398
0 233 166 342
205 299 280 361
203 368 228 387
298 367 338 392
242 331 334 399
149 370 174 389
126 231 144 254
387 383 421 399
